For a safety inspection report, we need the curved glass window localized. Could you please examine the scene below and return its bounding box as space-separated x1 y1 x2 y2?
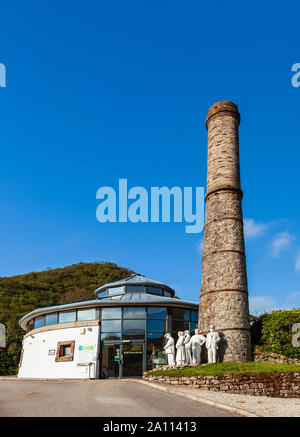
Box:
107 286 124 296
45 313 58 326
147 319 165 332
123 332 145 340
102 320 122 332
102 307 122 319
184 310 191 321
101 333 121 341
147 332 165 339
191 311 198 322
148 307 166 319
172 308 199 338
123 319 145 332
123 307 146 319
98 291 106 298
190 321 198 332
126 285 145 293
34 316 43 329
164 290 172 297
147 332 167 370
77 308 96 321
147 286 163 296
59 311 76 323
172 319 189 333
172 308 186 320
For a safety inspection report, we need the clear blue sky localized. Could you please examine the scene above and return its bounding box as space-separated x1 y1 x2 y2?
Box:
0 1 299 314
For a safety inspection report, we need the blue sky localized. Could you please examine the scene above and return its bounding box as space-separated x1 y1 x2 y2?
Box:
0 1 299 314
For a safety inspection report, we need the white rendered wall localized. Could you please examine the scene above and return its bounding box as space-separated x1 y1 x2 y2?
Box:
18 325 100 379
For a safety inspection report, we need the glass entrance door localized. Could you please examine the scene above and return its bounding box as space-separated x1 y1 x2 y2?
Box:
101 343 121 378
122 343 144 377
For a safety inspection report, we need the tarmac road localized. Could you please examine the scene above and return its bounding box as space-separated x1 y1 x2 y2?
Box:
0 379 238 417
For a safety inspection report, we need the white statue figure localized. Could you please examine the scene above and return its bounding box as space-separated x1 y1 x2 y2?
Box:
183 330 192 365
163 333 175 367
175 331 185 365
190 329 206 365
205 325 220 364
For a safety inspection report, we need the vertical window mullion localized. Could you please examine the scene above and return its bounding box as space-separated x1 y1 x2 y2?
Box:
121 307 123 341
96 307 101 320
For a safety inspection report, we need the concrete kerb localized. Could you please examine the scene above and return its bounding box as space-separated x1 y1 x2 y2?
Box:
135 379 261 417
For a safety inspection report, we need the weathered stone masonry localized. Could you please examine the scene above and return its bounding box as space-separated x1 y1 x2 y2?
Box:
199 101 251 362
143 373 300 398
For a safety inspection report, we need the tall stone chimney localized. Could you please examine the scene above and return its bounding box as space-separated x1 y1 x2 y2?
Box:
199 100 251 362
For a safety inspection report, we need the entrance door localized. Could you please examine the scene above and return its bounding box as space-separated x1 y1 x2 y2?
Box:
122 343 144 377
101 343 121 378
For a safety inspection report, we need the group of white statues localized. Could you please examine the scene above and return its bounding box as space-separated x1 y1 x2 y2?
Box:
163 325 220 367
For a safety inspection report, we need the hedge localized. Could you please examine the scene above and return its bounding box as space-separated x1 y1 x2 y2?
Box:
251 309 300 359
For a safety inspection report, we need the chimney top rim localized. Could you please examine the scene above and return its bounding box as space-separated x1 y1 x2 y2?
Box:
206 100 240 128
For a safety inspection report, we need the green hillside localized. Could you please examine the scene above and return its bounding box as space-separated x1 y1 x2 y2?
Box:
0 262 134 375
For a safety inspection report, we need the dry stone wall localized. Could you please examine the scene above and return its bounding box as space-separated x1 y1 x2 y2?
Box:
143 372 300 398
253 347 300 365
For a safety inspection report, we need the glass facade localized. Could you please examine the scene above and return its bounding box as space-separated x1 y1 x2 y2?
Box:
25 301 198 377
27 306 198 339
147 319 165 332
96 284 175 299
101 332 121 341
98 305 172 373
102 319 122 332
123 318 145 332
100 307 167 343
126 285 145 293
77 308 96 321
148 307 166 319
21 276 199 378
107 286 124 296
59 311 76 323
45 313 58 326
190 310 198 322
147 286 163 296
123 307 146 319
102 307 122 319
33 316 43 329
172 308 198 338
30 308 97 330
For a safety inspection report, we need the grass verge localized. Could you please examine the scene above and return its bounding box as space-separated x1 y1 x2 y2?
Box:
147 361 300 377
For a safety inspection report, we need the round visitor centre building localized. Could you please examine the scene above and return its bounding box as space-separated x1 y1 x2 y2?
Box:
18 274 198 379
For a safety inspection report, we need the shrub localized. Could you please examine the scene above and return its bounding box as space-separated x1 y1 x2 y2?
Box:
251 309 300 359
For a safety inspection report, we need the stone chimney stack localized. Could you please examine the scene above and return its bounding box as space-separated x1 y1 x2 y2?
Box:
199 101 251 362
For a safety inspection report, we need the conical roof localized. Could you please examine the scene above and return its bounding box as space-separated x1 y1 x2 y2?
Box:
95 274 175 295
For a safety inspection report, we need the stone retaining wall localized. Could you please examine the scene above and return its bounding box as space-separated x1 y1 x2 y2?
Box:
143 372 300 398
253 347 300 365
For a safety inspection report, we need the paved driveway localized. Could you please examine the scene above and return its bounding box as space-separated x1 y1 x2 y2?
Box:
0 379 238 417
